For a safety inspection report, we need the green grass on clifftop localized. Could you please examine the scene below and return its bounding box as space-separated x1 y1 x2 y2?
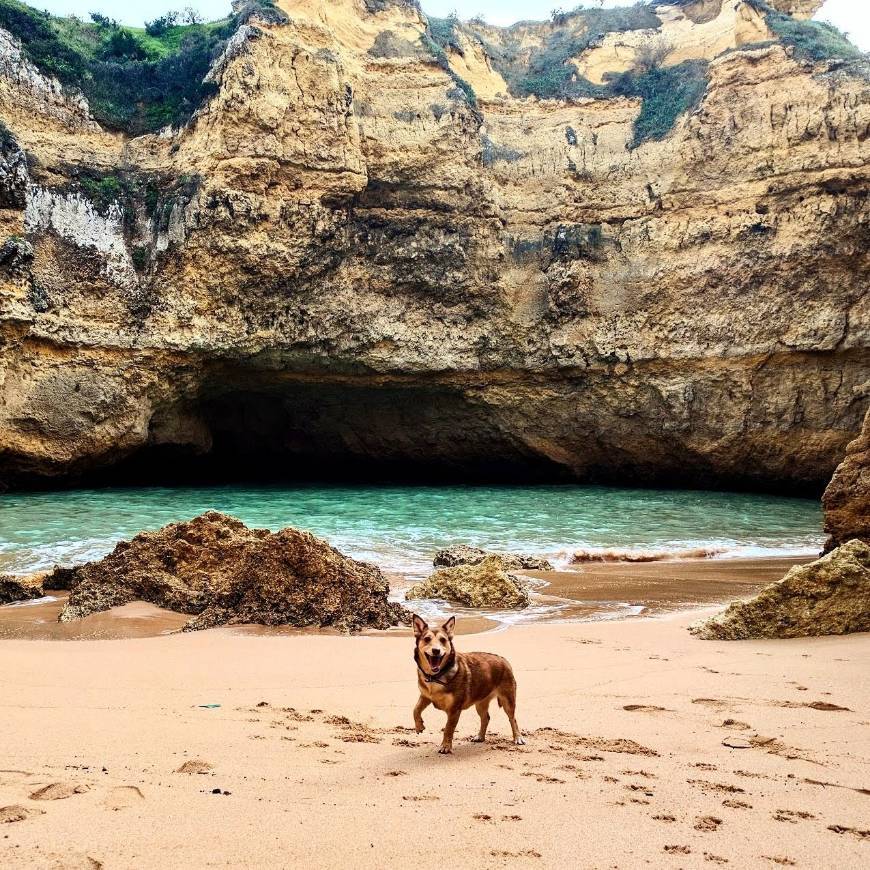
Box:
0 0 284 134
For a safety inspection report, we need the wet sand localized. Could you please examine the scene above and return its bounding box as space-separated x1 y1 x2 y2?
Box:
0 556 811 641
0 610 867 868
522 555 813 614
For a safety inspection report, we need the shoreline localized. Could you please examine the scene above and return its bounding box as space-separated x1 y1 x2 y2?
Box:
0 555 812 642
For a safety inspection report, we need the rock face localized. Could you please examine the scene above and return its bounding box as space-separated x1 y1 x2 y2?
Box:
406 555 530 608
0 0 867 490
433 545 552 571
822 407 870 551
690 540 870 640
0 572 43 604
51 511 407 632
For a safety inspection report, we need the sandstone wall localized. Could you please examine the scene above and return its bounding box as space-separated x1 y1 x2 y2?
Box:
0 0 867 488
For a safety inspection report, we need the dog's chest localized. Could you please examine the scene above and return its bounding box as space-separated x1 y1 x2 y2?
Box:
419 680 454 710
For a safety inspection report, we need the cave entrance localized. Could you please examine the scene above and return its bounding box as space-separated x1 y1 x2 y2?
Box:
110 378 572 486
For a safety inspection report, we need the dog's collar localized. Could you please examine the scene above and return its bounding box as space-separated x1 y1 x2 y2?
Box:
414 647 456 686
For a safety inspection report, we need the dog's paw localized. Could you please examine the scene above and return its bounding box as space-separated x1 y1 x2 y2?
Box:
438 746 453 755
414 723 425 734
470 735 485 743
513 736 526 746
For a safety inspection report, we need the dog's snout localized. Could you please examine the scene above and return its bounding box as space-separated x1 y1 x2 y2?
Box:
430 648 443 658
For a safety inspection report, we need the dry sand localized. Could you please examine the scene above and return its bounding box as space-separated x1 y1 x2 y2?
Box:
1 605 868 868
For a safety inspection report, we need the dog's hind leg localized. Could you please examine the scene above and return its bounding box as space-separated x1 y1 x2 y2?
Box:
413 695 431 734
499 687 525 746
471 699 491 743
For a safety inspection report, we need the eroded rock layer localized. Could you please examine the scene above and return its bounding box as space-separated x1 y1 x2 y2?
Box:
0 0 867 489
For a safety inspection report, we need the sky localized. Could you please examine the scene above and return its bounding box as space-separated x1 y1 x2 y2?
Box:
23 0 870 51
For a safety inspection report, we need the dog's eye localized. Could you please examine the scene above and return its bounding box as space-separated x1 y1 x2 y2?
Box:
423 635 432 642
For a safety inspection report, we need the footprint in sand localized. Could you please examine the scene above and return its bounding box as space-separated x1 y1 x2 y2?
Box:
0 804 45 823
652 815 676 823
175 759 214 775
827 824 870 839
402 795 439 802
687 779 745 795
722 799 752 809
490 849 541 859
704 853 729 864
761 857 796 866
664 845 691 855
694 816 723 831
104 785 145 811
772 809 816 823
29 782 90 801
622 704 669 712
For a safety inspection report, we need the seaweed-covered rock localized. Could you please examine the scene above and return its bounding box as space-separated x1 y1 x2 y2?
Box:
49 511 407 632
407 556 530 609
0 573 44 605
822 407 870 551
433 545 552 572
690 541 870 640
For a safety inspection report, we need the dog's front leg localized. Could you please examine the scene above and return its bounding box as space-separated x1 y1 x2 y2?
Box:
439 708 462 754
413 695 431 733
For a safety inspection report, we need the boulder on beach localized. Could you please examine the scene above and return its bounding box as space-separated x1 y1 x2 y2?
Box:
0 573 44 605
49 511 408 632
407 555 530 609
822 406 870 551
690 540 870 640
433 544 552 572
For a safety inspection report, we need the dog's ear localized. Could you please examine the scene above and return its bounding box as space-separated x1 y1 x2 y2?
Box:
412 614 428 638
441 616 456 637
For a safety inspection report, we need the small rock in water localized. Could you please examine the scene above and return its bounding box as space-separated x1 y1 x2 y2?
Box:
433 545 552 572
407 556 530 609
0 573 45 605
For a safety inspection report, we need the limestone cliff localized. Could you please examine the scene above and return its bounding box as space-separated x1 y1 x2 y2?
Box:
822 407 870 550
0 0 867 489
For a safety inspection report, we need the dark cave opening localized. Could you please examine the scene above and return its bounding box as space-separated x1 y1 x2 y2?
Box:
99 380 575 487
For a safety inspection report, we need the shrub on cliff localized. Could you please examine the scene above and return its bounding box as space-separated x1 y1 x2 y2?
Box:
0 0 283 134
746 0 862 62
609 60 709 147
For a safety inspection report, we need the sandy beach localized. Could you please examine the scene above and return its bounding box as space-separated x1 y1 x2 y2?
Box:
1 601 867 868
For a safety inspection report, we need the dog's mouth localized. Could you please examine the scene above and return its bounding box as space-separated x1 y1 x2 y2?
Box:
425 651 445 671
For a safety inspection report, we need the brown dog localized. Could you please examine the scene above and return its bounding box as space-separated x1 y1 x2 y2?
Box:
412 614 524 754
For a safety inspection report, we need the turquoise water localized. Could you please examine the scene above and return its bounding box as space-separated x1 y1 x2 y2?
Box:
0 484 823 578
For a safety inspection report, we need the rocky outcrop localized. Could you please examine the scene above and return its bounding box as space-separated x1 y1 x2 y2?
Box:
51 511 408 631
822 407 870 551
433 545 552 571
0 572 43 604
0 0 867 490
690 540 870 639
406 555 530 608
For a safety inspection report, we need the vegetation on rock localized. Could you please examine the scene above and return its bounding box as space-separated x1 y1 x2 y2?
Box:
609 60 709 147
747 0 863 61
0 0 285 134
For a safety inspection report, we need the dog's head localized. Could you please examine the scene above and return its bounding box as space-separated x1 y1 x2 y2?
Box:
412 614 455 674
